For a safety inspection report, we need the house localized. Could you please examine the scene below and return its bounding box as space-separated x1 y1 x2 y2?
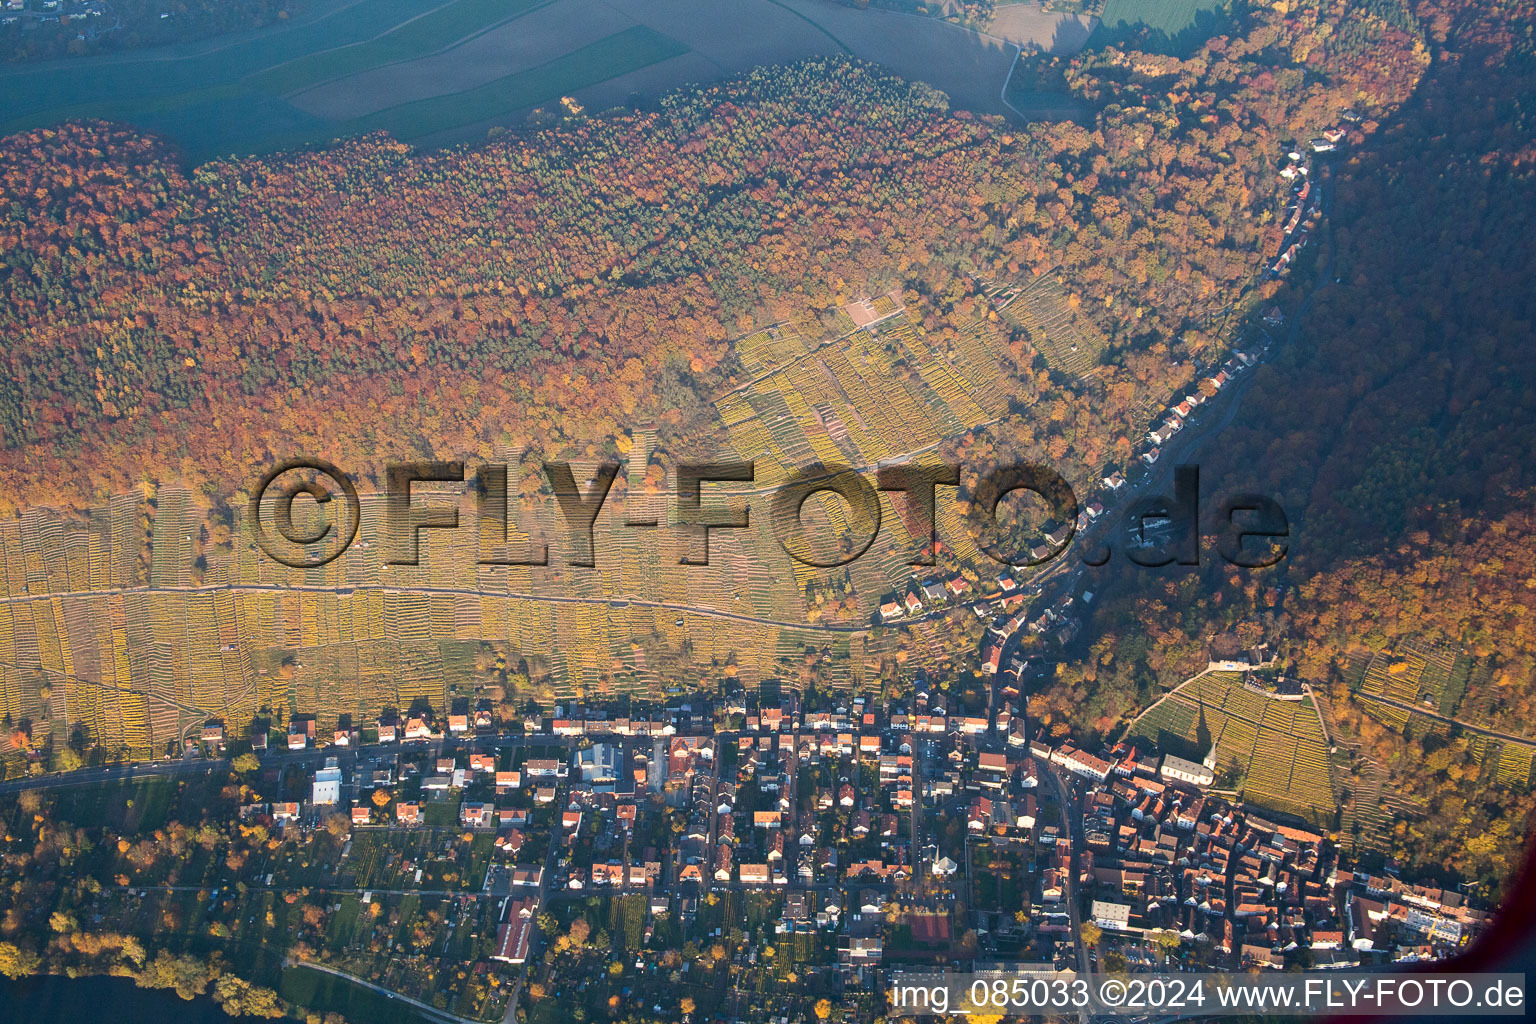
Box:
377 721 397 743
839 935 883 964
968 797 993 832
396 802 422 826
447 714 469 734
1054 747 1112 781
351 806 371 826
272 802 300 824
739 863 771 886
492 898 538 964
591 862 625 887
879 601 902 623
461 803 493 828
311 758 342 806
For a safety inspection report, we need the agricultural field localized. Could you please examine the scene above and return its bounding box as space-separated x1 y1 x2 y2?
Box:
987 3 1098 50
0 0 1094 161
249 0 553 96
1132 672 1337 825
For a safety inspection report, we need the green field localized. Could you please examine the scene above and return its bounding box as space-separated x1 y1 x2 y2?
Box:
250 0 552 96
422 796 462 827
51 777 178 833
0 0 689 162
0 0 1084 162
349 26 690 140
1087 0 1231 54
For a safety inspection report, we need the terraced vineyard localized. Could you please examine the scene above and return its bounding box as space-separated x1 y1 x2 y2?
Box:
1354 644 1533 779
1355 642 1459 710
998 272 1106 378
1132 672 1336 825
0 299 1025 765
1347 642 1536 790
1336 748 1392 848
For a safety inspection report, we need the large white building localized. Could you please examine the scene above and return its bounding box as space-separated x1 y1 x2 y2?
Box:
1091 900 1132 930
312 757 342 806
578 742 621 784
1160 751 1216 787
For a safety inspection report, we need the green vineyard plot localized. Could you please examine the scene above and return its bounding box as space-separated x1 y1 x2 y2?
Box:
1133 672 1337 825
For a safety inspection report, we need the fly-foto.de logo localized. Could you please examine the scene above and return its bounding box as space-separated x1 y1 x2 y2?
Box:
250 459 1287 572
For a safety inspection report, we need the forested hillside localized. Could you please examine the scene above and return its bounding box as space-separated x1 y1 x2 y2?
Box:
1035 0 1536 892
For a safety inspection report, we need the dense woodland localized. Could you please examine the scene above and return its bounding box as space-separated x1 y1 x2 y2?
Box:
1032 0 1536 893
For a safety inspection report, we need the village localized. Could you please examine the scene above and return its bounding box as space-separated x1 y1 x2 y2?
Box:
196 644 1492 1023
